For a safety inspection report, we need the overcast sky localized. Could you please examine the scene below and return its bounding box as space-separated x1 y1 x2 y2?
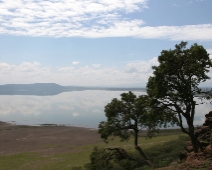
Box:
0 0 212 87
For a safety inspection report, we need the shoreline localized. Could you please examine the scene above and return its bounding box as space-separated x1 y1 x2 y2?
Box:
1 121 98 130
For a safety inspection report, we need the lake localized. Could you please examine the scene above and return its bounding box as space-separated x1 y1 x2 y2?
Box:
0 90 211 128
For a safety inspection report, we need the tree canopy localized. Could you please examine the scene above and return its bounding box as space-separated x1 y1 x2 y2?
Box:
98 91 177 163
98 92 152 159
147 41 212 152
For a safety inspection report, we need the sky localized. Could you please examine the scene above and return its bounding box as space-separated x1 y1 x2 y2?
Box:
0 0 212 87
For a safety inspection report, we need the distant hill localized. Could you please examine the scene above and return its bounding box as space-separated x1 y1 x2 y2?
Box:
0 83 64 96
0 83 146 96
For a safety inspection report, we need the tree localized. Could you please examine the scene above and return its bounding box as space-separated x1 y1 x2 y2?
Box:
98 91 176 165
147 41 212 153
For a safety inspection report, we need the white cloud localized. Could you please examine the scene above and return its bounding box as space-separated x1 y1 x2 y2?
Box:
0 0 147 37
58 67 75 73
0 95 52 116
92 109 101 114
207 48 212 58
73 113 79 117
72 61 79 65
125 58 158 73
92 64 101 68
0 59 157 86
0 62 51 84
0 0 211 41
0 58 211 87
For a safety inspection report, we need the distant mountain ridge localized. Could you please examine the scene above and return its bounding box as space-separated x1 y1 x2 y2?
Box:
0 83 64 96
0 83 146 96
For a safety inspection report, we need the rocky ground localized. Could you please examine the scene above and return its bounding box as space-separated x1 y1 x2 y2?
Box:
169 111 212 170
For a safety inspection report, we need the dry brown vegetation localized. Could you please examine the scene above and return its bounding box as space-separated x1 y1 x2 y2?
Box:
0 121 101 156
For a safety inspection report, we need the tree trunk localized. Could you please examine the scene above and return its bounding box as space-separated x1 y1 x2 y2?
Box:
135 145 147 160
179 115 201 153
188 120 200 153
190 134 198 153
134 129 147 159
133 129 152 166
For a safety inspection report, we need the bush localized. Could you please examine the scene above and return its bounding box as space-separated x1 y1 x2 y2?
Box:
89 146 147 170
144 135 189 168
83 135 189 169
71 167 83 170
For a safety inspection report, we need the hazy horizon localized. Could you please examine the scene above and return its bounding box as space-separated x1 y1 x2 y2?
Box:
0 82 211 88
0 90 211 128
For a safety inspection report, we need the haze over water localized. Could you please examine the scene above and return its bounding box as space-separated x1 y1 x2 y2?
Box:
0 89 211 128
0 90 145 128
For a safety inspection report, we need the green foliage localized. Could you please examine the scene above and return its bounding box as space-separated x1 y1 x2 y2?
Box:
98 91 153 142
204 160 210 168
147 41 212 99
87 135 189 169
98 91 168 162
147 41 212 152
144 135 189 168
147 41 212 109
89 146 113 170
134 166 153 170
88 146 145 170
71 167 83 170
158 158 170 167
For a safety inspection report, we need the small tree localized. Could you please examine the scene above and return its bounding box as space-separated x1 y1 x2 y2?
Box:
147 41 212 153
98 91 176 164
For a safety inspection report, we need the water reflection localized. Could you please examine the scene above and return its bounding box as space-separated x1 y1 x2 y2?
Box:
0 90 211 128
0 91 144 128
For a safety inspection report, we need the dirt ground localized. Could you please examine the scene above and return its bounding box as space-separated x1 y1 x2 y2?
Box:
0 121 101 156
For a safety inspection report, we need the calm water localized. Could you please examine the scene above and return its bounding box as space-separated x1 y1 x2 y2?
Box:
0 90 211 128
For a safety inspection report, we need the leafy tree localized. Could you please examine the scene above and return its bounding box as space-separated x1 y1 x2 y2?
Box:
147 41 212 153
99 92 151 160
98 91 176 165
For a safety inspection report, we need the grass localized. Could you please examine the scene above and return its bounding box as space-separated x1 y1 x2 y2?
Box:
0 129 187 170
0 152 88 170
144 135 189 168
139 128 183 137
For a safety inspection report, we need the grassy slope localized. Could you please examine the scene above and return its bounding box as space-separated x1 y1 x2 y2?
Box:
0 130 186 170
